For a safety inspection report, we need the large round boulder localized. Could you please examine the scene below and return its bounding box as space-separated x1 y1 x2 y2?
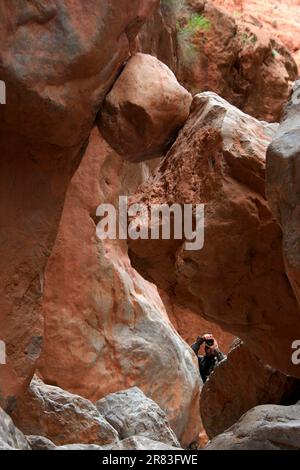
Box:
98 53 192 162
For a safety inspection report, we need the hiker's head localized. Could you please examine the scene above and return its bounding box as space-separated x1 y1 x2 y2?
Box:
202 333 218 356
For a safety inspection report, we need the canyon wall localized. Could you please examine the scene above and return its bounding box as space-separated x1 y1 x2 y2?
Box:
0 0 158 410
37 128 201 447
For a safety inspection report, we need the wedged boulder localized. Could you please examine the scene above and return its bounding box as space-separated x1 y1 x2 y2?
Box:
110 436 182 450
205 402 300 450
266 80 300 310
96 387 180 447
26 435 56 451
128 91 300 377
139 0 297 122
0 0 158 410
98 53 192 162
11 377 118 446
37 128 202 448
201 340 300 439
0 408 30 450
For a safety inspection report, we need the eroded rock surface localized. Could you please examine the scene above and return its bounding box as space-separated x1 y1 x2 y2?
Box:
128 92 300 377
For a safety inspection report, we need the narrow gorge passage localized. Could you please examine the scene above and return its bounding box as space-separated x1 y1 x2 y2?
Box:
1 0 300 457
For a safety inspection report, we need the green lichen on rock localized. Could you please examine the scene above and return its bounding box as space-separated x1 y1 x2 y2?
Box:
177 14 211 65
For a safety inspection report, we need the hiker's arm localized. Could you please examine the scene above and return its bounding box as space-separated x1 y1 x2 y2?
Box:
191 337 204 356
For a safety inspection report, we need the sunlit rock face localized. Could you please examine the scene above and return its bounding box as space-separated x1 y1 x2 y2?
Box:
139 0 298 122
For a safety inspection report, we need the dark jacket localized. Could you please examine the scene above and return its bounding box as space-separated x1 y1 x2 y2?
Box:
191 341 226 383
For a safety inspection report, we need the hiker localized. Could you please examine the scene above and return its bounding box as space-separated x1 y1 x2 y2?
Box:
191 333 226 383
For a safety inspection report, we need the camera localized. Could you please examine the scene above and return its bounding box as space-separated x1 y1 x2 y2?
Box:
205 338 214 347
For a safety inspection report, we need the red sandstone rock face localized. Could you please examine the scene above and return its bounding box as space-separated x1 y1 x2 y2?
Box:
139 0 297 122
266 81 300 311
0 0 158 411
137 2 178 73
98 53 192 163
212 0 300 70
159 290 234 354
128 92 300 378
201 340 300 439
37 128 201 447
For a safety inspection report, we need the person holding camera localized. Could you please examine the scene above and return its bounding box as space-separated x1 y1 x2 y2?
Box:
191 333 226 383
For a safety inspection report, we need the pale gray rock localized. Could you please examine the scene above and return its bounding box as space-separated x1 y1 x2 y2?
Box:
56 444 111 450
26 435 56 450
96 387 180 447
205 403 300 450
0 440 15 450
12 377 118 446
110 436 182 450
0 408 30 450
